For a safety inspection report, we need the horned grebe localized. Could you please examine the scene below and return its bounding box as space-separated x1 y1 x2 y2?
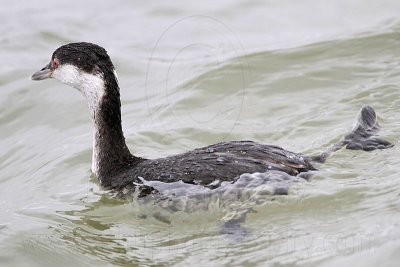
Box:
31 42 392 192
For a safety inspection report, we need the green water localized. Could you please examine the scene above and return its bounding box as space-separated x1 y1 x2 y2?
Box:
1 1 399 266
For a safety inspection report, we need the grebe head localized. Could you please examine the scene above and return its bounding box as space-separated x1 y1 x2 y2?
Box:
31 42 119 111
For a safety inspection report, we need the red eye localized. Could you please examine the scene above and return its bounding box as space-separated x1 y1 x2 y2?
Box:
53 58 60 69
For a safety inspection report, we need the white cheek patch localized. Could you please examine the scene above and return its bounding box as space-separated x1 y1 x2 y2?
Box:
52 64 106 177
52 64 105 114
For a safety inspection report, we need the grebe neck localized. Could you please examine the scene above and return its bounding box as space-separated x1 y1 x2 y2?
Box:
89 71 134 186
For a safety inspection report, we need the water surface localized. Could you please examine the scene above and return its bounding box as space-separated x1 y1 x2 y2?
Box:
1 1 400 266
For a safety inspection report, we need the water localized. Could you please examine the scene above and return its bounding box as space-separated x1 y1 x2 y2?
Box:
1 0 400 266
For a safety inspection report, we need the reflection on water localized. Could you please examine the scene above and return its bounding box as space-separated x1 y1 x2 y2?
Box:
52 171 309 266
1 0 400 266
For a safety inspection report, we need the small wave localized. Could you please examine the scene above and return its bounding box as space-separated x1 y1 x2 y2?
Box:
130 170 309 214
